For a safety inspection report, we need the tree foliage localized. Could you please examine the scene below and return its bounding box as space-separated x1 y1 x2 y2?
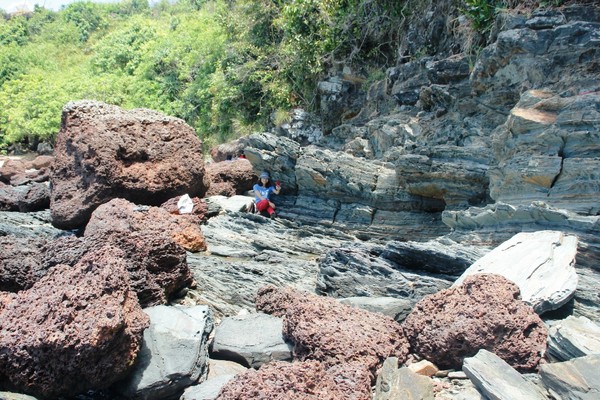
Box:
0 0 511 153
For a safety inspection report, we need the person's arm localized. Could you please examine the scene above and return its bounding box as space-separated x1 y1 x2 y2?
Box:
273 182 281 195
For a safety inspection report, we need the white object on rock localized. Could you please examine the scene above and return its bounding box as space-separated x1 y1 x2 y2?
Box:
178 194 194 214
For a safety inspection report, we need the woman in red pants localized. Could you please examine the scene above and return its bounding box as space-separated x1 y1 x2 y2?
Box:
253 171 281 218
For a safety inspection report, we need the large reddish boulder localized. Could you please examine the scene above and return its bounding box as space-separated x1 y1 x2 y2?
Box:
216 360 372 400
50 100 207 230
45 234 191 308
0 246 149 399
402 273 548 372
204 159 257 197
0 224 193 307
85 198 206 253
255 286 410 377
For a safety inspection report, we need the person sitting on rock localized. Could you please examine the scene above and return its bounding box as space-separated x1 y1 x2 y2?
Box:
253 171 281 218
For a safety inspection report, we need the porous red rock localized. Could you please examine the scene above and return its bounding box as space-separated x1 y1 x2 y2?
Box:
204 159 257 197
0 246 150 399
45 233 191 307
216 360 372 400
85 197 206 253
402 273 548 372
50 100 207 229
255 286 410 377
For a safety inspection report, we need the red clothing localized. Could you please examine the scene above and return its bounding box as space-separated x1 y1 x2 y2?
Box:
256 199 275 216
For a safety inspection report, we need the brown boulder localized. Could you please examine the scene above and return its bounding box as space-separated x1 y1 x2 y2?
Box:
50 100 207 230
0 227 192 308
402 273 548 372
204 159 257 197
256 286 410 377
0 159 26 184
46 233 191 308
0 246 149 399
216 360 372 400
85 197 206 253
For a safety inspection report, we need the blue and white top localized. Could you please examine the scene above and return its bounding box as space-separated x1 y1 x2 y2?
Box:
253 183 275 203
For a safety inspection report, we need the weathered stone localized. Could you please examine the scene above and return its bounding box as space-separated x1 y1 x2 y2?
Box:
317 242 452 302
205 195 254 213
85 197 205 253
454 231 579 314
0 246 149 399
204 159 257 197
374 359 434 400
0 236 47 292
43 233 191 308
210 313 293 368
402 274 547 372
216 360 372 400
256 285 410 377
0 210 66 239
339 296 415 323
407 360 439 377
0 183 49 213
114 305 213 400
539 354 600 400
547 316 600 361
462 349 547 400
181 375 236 400
442 202 600 320
50 100 207 229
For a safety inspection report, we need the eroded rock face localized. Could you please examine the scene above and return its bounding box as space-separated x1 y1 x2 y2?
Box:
402 274 547 372
50 100 207 229
204 159 257 197
0 246 149 399
255 286 410 377
216 360 372 400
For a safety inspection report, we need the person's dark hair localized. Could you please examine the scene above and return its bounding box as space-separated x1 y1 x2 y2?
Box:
258 171 271 186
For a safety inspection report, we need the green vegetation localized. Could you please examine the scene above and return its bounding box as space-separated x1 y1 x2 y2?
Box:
0 0 409 152
0 0 550 153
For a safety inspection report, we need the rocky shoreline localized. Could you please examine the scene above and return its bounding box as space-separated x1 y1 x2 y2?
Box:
1 2 600 399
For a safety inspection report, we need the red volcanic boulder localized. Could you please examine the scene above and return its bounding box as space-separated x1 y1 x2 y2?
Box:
255 286 410 377
0 223 193 307
50 100 207 230
204 159 257 197
216 360 372 400
85 198 206 253
44 234 191 308
0 246 149 399
402 273 548 372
